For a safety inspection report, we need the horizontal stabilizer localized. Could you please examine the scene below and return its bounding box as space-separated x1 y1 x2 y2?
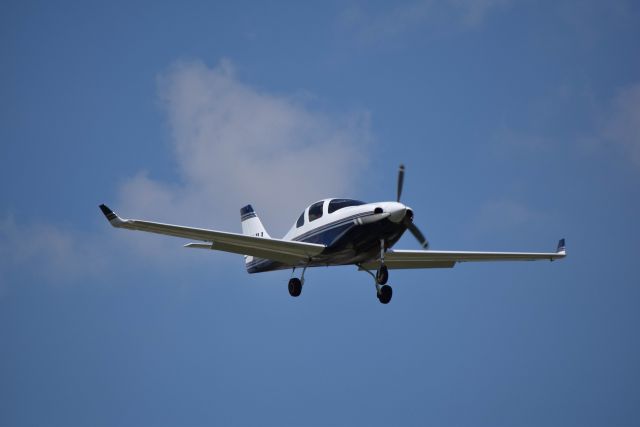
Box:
184 243 212 250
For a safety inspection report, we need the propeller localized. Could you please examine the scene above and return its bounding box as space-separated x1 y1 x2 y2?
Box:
397 164 405 202
407 222 429 249
396 164 430 249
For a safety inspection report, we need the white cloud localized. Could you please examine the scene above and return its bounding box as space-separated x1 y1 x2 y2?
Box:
601 83 640 167
0 216 107 293
488 81 640 170
339 1 432 42
468 199 547 236
491 126 554 155
0 59 372 293
556 1 635 47
450 0 511 27
337 0 510 44
116 59 371 238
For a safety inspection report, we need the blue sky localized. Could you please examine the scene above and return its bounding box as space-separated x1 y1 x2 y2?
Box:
2 1 639 426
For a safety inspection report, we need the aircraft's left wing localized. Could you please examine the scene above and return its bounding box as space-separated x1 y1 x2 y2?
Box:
99 204 324 265
359 239 566 270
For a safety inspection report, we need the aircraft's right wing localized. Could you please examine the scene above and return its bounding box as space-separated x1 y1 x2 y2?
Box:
99 204 325 265
359 239 566 270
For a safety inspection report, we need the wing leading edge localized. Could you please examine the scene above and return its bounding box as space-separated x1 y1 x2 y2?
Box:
99 204 324 265
359 239 566 270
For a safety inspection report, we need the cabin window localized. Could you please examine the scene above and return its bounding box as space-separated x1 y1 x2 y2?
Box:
296 211 305 228
328 199 366 214
308 201 324 222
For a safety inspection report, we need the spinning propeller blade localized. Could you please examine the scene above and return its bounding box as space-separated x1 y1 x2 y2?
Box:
407 222 429 249
397 164 405 202
396 164 429 249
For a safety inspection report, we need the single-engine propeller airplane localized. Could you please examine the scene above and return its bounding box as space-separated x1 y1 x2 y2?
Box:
99 165 565 304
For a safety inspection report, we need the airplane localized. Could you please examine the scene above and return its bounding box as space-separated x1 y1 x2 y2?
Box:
99 165 566 304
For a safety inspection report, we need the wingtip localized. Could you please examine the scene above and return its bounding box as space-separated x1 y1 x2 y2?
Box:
99 204 117 221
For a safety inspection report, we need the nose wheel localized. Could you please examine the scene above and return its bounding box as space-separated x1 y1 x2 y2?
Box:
375 266 391 303
377 284 393 304
376 265 389 285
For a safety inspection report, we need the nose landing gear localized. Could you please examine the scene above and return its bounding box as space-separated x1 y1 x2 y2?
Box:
377 284 393 304
358 267 394 304
358 239 394 304
376 264 389 285
376 239 392 304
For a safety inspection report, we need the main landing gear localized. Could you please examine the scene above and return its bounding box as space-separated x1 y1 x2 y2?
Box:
288 266 307 297
288 277 302 297
376 239 392 304
361 266 393 304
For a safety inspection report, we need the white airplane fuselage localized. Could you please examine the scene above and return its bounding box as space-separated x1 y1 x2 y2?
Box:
246 199 412 273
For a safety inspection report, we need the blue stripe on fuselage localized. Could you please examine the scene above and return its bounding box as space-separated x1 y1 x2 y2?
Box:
246 214 367 273
247 212 394 273
292 212 367 244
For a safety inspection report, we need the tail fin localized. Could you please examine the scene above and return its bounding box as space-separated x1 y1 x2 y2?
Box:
556 238 566 253
240 205 271 238
240 205 271 271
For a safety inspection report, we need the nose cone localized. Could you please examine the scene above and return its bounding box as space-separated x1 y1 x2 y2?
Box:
387 202 408 223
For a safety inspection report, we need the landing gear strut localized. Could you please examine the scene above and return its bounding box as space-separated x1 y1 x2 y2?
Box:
377 239 388 284
377 239 392 303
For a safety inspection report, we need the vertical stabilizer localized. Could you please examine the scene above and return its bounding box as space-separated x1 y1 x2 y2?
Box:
240 204 271 270
240 205 271 238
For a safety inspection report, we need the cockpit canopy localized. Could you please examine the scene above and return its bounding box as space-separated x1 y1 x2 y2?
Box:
327 198 366 213
295 198 366 228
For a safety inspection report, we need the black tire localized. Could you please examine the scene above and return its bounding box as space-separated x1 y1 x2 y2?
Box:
376 265 389 285
378 285 392 304
288 278 302 297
